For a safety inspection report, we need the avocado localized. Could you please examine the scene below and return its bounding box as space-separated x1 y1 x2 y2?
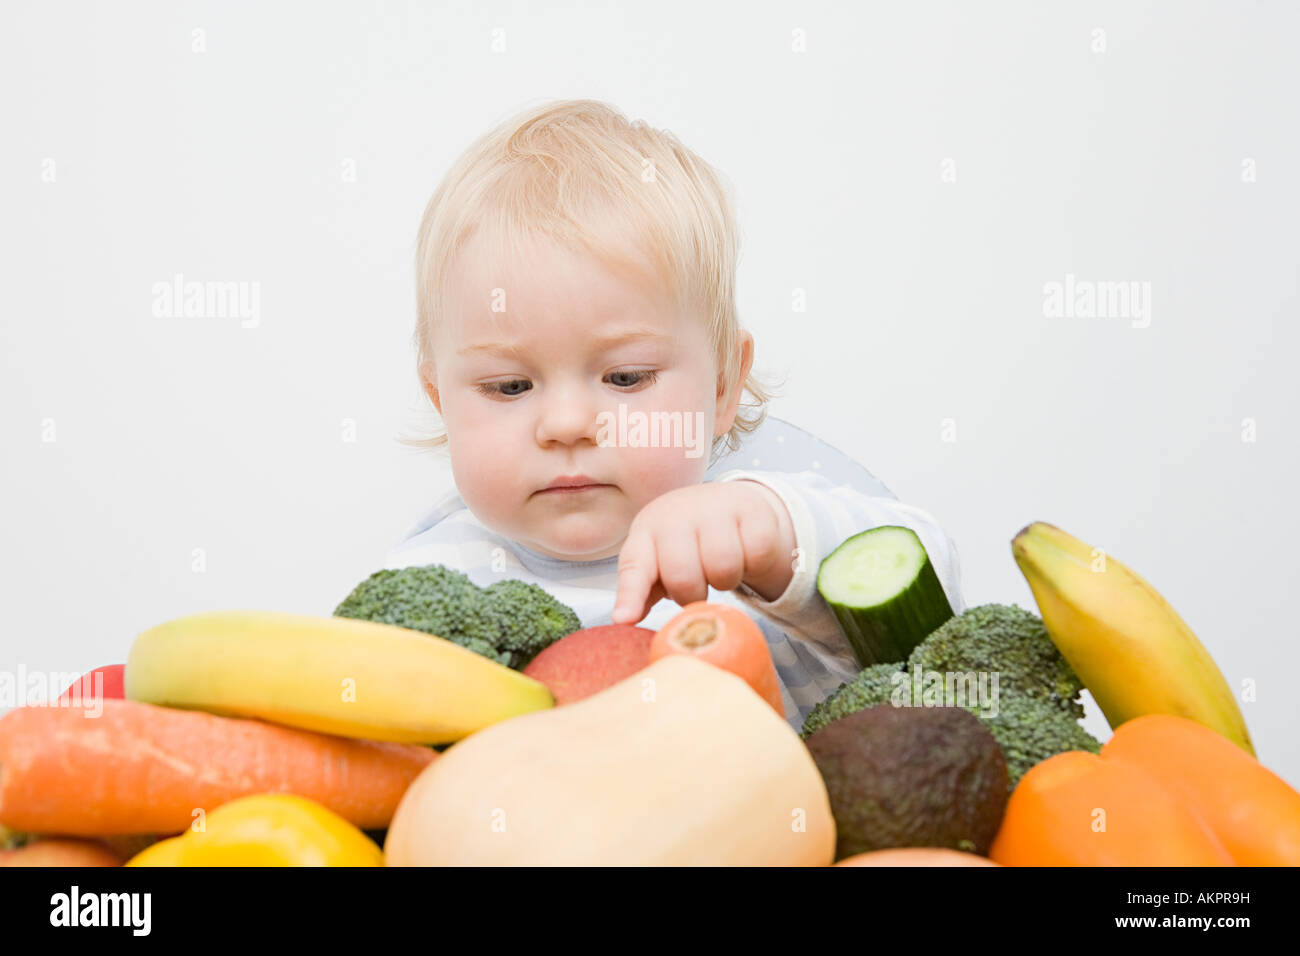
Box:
804 704 1008 860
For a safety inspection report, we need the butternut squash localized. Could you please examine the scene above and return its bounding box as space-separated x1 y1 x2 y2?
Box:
385 655 835 866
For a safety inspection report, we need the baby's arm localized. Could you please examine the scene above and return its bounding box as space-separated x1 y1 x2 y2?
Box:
710 468 966 663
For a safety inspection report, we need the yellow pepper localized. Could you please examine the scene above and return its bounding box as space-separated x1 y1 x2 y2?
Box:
126 794 383 867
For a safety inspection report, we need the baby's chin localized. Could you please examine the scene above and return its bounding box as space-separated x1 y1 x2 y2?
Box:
518 514 627 562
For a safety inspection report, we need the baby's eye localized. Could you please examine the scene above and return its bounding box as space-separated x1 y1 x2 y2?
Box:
476 379 532 398
605 369 658 389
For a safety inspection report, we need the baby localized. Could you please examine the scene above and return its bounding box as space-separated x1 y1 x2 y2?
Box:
387 99 965 730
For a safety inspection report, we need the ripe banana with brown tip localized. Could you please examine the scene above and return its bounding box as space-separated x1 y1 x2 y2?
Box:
1012 522 1254 755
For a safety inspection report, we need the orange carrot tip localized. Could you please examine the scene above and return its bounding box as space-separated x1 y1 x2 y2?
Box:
651 602 784 715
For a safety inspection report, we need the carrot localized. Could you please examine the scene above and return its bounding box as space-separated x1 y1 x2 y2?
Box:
0 699 435 836
651 602 784 715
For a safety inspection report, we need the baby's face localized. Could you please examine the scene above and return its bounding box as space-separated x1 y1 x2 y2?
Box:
429 232 738 561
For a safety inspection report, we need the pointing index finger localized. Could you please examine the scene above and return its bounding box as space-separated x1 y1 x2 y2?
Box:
612 527 658 625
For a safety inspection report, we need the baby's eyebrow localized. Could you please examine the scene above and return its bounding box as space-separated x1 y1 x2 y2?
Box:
457 327 668 357
457 341 526 357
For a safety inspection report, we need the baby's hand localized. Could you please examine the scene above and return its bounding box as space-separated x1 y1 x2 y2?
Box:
611 480 797 625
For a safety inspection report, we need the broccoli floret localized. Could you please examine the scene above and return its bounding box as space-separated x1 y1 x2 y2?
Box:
908 604 1085 718
802 662 907 737
482 579 582 666
334 565 510 664
801 603 1101 788
332 565 487 636
333 564 580 669
984 695 1102 785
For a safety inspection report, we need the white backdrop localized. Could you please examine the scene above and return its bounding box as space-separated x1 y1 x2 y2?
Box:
3 1 1297 786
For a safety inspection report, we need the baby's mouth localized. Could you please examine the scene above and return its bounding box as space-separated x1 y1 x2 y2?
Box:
533 474 616 498
535 483 612 496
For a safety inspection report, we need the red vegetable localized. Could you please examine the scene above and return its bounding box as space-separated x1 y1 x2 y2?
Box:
57 664 125 704
523 625 655 705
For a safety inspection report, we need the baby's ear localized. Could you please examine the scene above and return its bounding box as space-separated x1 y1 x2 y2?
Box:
419 361 442 414
714 330 755 434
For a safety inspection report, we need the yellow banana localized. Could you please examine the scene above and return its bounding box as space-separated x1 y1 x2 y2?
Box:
125 610 554 744
1012 522 1254 755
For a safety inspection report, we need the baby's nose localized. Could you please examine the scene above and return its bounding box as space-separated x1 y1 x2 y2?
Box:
535 385 600 446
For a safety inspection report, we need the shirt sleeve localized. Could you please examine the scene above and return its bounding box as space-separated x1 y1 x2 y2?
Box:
712 468 966 668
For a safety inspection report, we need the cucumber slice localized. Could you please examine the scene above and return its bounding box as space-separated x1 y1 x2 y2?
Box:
817 526 955 667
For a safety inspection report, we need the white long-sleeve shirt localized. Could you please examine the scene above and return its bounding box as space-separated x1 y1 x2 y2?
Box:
384 468 965 733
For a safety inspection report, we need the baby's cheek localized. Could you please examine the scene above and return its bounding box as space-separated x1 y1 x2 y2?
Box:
451 447 518 521
616 443 709 511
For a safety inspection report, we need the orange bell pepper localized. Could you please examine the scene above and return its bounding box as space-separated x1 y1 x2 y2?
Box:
990 749 1233 866
1101 714 1300 865
991 714 1300 866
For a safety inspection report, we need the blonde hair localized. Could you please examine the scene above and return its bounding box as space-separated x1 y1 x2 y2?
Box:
406 98 775 457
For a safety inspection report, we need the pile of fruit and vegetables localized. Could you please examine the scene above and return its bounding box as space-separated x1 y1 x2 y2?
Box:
1 521 1296 867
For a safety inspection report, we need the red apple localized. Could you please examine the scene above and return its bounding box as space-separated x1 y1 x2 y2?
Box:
523 625 655 705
